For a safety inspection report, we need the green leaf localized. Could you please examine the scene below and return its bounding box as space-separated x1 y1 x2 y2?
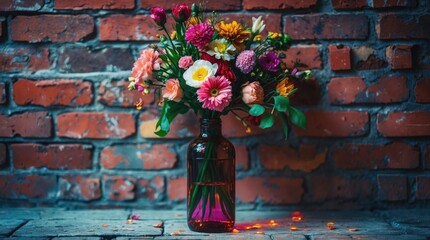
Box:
249 104 265 116
274 96 289 112
259 114 275 129
155 100 189 137
288 106 307 129
279 113 289 140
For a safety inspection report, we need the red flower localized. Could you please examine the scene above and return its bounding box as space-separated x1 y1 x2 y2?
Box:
172 3 191 22
247 115 262 126
150 7 166 26
200 53 236 83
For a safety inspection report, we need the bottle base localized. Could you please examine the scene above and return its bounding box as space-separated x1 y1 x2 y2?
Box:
188 220 234 233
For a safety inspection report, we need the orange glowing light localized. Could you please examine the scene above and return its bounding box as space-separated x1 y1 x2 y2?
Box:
232 229 240 233
269 220 279 226
246 226 251 230
292 211 303 222
252 224 262 229
256 231 264 234
290 226 298 231
327 222 336 230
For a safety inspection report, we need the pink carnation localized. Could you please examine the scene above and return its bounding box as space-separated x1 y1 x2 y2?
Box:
131 48 162 82
197 76 232 112
178 56 194 69
185 23 214 49
242 81 264 105
236 50 256 74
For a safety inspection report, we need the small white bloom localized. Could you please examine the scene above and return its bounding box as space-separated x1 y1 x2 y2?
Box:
206 39 236 61
251 16 265 34
183 60 218 88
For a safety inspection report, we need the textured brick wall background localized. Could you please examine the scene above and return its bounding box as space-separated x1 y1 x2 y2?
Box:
0 0 429 209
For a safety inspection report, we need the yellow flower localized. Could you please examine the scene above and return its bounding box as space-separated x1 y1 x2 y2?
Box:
268 32 282 40
186 16 200 27
276 78 295 97
217 21 251 51
253 35 262 41
170 31 177 40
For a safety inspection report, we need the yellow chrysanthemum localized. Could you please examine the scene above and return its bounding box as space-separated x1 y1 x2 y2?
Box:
216 21 251 51
253 35 262 41
276 78 295 97
268 32 282 40
186 16 200 27
170 31 177 40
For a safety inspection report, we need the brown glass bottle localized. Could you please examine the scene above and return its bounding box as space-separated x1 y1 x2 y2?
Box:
187 118 235 232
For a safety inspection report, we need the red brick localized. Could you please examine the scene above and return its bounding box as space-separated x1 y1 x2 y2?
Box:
12 144 92 170
0 175 56 199
284 45 322 69
259 144 327 172
372 0 417 8
57 47 133 73
99 80 153 107
386 45 413 69
0 47 50 73
140 0 241 11
0 0 44 11
0 143 6 169
0 82 6 104
284 14 368 40
167 177 186 201
377 14 430 39
378 175 408 201
328 76 409 104
59 176 101 201
329 45 351 71
137 176 165 201
0 112 52 138
219 14 282 35
307 175 374 202
13 79 92 107
333 142 419 169
352 46 388 70
103 176 136 201
100 15 160 41
101 144 177 170
0 20 3 38
11 15 94 43
425 145 430 169
290 78 322 106
416 176 430 200
294 111 369 137
237 176 304 204
331 0 368 9
243 0 317 10
55 0 134 10
415 78 430 103
377 111 430 137
57 112 135 139
235 144 249 170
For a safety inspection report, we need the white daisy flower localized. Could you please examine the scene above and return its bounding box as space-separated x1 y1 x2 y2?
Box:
206 39 236 61
183 60 218 88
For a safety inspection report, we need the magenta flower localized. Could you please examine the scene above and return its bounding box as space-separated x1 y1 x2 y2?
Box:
185 23 214 49
197 76 232 112
259 52 280 72
172 3 191 22
236 50 256 74
150 7 166 26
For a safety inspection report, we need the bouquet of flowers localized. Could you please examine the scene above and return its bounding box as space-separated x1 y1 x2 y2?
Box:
129 4 310 137
128 3 310 231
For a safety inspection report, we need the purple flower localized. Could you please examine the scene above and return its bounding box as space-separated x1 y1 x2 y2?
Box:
236 50 256 74
259 52 280 72
150 7 166 26
185 23 214 49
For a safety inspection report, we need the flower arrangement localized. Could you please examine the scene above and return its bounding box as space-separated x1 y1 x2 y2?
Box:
128 3 310 138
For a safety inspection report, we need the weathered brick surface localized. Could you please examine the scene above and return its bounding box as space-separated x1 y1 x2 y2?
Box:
59 176 101 201
414 78 430 103
237 177 304 204
57 47 133 73
100 144 177 170
100 15 159 41
377 111 430 137
55 0 134 10
0 82 6 104
0 47 50 73
13 79 92 107
57 112 135 139
372 0 417 8
137 176 165 201
11 15 94 42
235 144 249 170
416 176 430 200
386 45 413 69
329 45 351 71
378 175 408 201
103 176 136 201
167 177 187 201
0 175 56 199
425 145 430 169
243 0 318 10
284 45 322 69
352 46 388 70
328 76 409 104
0 143 7 169
140 0 241 10
98 80 152 107
0 112 52 138
333 142 419 169
294 111 369 137
0 0 44 11
12 144 92 170
377 14 430 39
332 0 368 9
284 14 368 40
259 144 327 172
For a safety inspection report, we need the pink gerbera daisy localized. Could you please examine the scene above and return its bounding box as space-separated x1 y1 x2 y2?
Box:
197 76 232 112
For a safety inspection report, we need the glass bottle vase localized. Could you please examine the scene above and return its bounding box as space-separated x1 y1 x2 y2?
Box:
187 117 235 232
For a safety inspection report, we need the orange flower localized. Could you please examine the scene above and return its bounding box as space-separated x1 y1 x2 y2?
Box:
242 81 264 105
276 78 295 97
217 21 251 52
162 79 183 102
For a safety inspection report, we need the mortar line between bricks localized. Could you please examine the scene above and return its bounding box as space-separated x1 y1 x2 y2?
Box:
6 219 29 237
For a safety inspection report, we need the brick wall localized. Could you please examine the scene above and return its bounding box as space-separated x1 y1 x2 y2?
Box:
0 0 429 209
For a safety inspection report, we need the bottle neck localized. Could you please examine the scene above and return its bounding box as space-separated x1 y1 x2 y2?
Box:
200 118 222 137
